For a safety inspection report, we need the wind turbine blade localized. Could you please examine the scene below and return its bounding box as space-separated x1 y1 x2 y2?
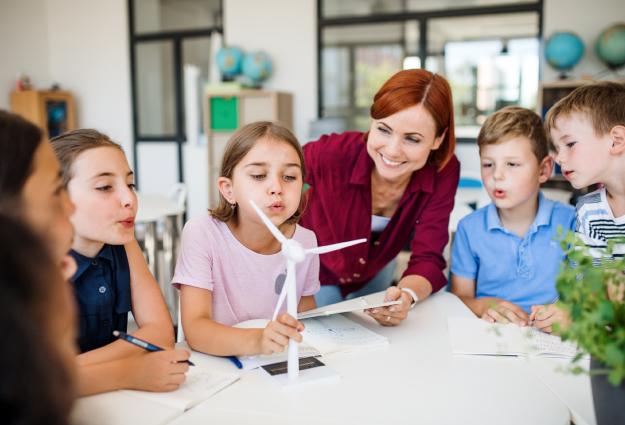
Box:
272 279 288 321
249 200 287 244
306 238 367 255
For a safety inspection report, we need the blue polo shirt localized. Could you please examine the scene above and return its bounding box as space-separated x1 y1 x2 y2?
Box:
451 193 575 313
69 244 131 353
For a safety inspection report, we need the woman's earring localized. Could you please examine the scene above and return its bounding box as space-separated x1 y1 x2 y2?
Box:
230 202 237 210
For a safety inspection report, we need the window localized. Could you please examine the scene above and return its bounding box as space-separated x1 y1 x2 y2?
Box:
129 0 222 187
319 1 542 137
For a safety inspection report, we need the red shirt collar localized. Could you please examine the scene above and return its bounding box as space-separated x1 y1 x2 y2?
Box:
349 134 436 194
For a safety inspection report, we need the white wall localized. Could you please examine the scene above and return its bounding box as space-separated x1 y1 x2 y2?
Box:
224 0 317 142
45 0 133 161
542 0 625 82
0 0 51 109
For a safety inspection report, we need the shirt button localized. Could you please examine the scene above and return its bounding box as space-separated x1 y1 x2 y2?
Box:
98 286 107 294
358 258 366 265
373 241 380 246
353 273 361 278
347 278 352 283
91 259 98 266
339 278 346 284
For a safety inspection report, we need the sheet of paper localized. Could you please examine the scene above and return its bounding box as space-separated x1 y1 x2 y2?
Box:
302 314 388 355
447 317 578 358
298 291 401 320
122 367 239 411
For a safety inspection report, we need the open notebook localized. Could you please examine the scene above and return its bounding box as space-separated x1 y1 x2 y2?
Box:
120 366 239 411
234 315 388 369
301 314 389 355
447 317 579 358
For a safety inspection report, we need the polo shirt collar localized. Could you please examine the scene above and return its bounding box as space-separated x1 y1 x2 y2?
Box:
70 245 114 281
486 192 554 233
349 134 436 194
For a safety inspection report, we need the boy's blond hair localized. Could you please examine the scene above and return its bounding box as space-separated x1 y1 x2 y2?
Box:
477 106 548 162
545 81 625 144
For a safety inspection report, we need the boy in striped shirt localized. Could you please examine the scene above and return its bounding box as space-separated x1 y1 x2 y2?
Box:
547 81 625 265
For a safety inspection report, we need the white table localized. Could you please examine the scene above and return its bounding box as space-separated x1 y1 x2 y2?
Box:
136 193 185 319
73 291 595 425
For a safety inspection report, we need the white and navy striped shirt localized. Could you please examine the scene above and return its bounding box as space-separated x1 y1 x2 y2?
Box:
575 187 625 262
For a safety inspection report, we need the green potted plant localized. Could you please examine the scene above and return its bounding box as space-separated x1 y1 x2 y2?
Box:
555 231 625 425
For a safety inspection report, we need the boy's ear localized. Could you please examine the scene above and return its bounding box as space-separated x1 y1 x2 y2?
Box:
538 155 554 184
609 125 625 155
217 177 235 203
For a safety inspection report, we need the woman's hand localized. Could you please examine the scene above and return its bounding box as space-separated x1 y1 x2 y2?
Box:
256 313 304 355
365 286 412 326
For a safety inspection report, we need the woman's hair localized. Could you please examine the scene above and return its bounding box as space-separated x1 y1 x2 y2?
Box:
210 121 306 224
368 69 456 170
0 110 44 211
0 215 74 425
50 129 124 186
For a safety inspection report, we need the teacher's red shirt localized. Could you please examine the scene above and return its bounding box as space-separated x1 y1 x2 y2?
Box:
300 131 460 295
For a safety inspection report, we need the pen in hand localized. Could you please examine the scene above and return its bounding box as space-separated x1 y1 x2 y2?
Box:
529 296 559 326
113 330 195 366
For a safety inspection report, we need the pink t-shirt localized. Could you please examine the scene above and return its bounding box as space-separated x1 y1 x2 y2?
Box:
172 214 320 325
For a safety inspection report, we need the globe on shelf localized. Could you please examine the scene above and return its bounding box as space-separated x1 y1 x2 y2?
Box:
545 32 585 79
242 51 273 87
216 47 244 80
596 23 625 70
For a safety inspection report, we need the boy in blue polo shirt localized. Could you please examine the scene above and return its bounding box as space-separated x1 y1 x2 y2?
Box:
451 106 575 332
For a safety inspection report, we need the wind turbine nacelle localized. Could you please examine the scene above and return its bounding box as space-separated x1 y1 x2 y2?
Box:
281 239 306 263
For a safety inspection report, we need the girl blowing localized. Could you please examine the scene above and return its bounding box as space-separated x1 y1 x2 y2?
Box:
174 121 319 356
51 130 190 395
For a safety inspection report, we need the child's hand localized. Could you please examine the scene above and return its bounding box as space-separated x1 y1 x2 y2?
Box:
530 303 570 334
128 348 190 392
481 300 529 326
257 313 304 355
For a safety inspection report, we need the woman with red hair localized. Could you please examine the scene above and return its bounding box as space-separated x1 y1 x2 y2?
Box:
301 69 459 326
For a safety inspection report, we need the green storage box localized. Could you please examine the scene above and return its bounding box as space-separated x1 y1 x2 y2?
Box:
210 97 238 131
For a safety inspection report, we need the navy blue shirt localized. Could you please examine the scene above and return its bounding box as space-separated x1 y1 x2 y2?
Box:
70 244 132 353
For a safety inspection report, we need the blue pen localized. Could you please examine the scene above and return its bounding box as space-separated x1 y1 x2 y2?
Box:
227 356 243 369
113 330 195 366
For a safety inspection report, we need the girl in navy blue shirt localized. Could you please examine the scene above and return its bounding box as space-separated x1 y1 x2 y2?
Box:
51 129 190 395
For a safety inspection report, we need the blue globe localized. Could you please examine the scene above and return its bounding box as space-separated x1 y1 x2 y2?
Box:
216 47 244 78
596 23 625 69
242 51 273 86
545 32 585 71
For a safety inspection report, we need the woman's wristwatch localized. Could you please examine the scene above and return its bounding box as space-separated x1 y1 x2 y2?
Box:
400 287 419 309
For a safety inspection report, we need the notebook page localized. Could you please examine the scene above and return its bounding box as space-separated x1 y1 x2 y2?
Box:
302 314 388 355
122 367 239 411
447 317 526 356
522 327 579 358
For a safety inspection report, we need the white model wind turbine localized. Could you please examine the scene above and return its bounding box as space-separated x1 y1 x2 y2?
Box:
250 200 366 380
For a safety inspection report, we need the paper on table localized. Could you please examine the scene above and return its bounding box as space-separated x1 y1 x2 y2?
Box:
298 291 401 320
447 317 579 358
302 314 388 355
121 366 239 411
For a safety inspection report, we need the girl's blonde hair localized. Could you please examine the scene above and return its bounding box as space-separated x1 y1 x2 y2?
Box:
210 121 306 224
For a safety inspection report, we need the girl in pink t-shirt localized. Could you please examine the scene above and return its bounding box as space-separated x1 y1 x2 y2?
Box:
173 122 320 357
